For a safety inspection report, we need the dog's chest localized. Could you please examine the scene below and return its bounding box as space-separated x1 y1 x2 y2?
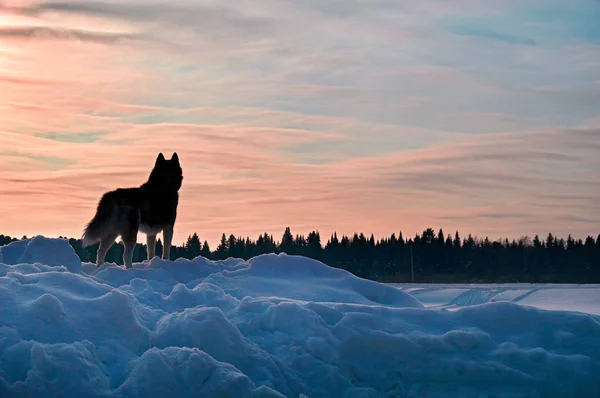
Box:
138 194 178 226
139 223 166 235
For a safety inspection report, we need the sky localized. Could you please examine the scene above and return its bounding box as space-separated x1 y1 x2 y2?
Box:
1 0 599 247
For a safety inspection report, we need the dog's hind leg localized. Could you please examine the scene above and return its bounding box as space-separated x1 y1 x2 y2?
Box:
162 225 173 260
121 208 140 269
97 233 118 267
146 235 156 260
123 235 137 269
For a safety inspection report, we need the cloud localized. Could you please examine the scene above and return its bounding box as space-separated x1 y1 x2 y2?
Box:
450 26 536 46
6 1 278 51
0 151 77 166
0 75 50 85
35 132 107 143
2 125 599 245
0 26 143 44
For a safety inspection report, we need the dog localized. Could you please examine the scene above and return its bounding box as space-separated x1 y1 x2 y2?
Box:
81 152 183 268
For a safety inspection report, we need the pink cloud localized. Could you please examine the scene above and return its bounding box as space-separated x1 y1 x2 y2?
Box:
2 124 599 246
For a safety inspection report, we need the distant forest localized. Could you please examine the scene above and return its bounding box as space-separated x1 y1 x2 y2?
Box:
2 228 599 283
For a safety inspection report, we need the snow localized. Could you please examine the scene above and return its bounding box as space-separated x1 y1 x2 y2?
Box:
0 236 82 273
0 237 599 397
394 283 600 315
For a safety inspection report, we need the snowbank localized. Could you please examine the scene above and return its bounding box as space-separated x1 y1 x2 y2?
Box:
0 238 599 397
0 236 82 273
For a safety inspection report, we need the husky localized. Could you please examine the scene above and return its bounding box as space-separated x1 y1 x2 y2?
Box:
81 152 183 268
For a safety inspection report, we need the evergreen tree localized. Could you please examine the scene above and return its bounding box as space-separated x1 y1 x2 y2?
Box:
227 234 237 257
398 231 404 245
306 231 322 260
546 233 555 249
453 231 461 249
156 239 163 258
445 234 453 248
422 228 435 244
279 227 295 254
567 234 575 249
201 240 211 258
294 234 307 254
584 236 595 248
185 233 202 259
215 233 228 260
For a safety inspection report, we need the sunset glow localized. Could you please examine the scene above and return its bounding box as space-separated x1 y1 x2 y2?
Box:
1 0 599 246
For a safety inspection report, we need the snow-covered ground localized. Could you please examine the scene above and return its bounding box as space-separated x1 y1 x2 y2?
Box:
1 237 599 397
393 283 600 316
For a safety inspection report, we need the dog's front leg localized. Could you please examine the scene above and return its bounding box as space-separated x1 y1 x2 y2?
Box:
146 235 156 260
162 225 173 260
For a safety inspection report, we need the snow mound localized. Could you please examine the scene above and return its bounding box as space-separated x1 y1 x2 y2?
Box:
1 238 599 397
0 236 82 273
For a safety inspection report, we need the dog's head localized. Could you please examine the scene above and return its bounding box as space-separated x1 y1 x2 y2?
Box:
148 152 183 191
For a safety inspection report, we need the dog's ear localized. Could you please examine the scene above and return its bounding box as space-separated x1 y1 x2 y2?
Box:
171 152 179 164
155 153 166 165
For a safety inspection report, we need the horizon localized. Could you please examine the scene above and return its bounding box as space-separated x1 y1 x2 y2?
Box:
3 225 598 250
1 0 599 246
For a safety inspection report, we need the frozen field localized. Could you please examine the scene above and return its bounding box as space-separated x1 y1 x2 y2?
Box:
392 283 600 316
1 236 599 398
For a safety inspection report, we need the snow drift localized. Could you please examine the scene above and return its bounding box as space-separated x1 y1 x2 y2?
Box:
0 237 599 397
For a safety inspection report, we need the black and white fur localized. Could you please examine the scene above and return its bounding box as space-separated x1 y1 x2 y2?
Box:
82 152 183 268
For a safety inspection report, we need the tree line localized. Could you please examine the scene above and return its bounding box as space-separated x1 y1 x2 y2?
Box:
1 228 599 283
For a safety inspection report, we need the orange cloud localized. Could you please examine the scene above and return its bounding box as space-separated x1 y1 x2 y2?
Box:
2 124 598 246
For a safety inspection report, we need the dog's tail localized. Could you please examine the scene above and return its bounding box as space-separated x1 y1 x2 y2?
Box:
82 194 118 247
